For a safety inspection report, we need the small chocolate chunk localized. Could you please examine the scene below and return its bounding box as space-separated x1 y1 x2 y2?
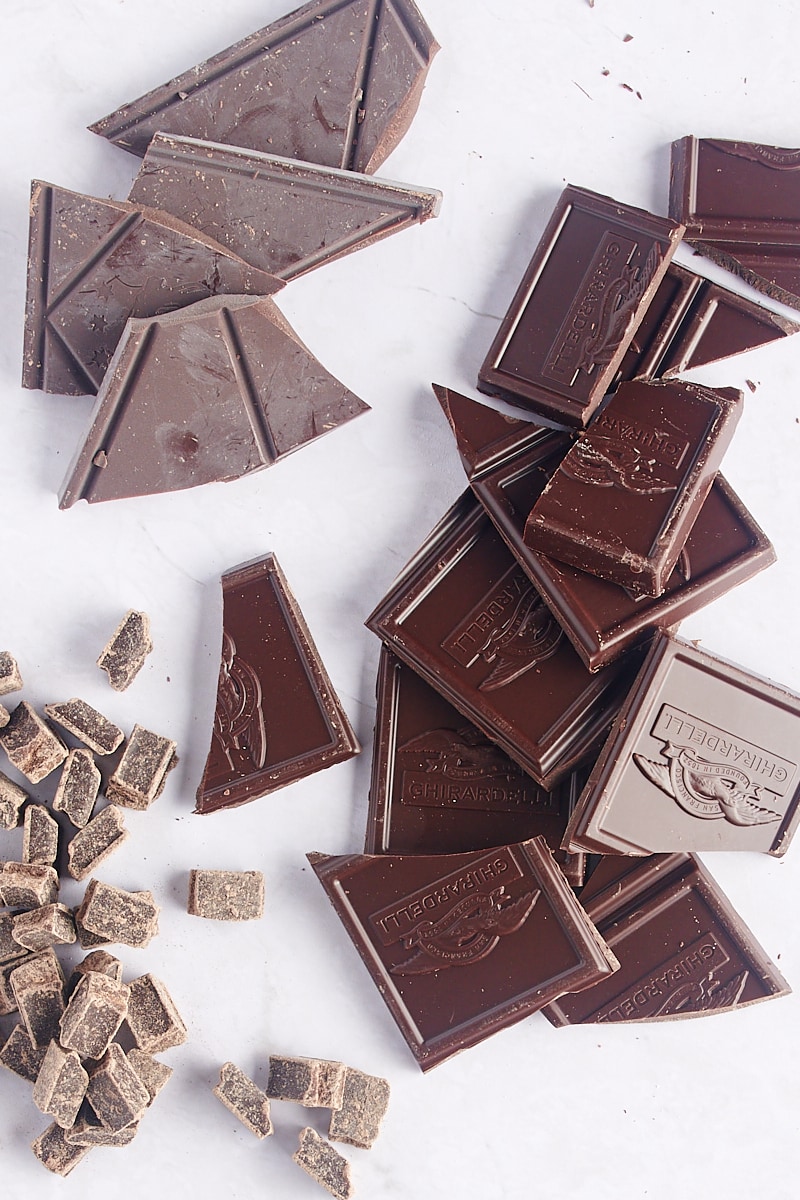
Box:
1 953 30 1015
53 748 101 828
0 651 23 696
0 1023 48 1082
0 912 22 964
293 1127 354 1200
0 770 28 829
328 1067 390 1149
187 870 264 921
67 805 129 881
97 611 153 691
31 1121 91 1176
125 974 187 1053
68 951 124 996
22 804 59 866
213 1062 273 1138
74 909 112 951
11 904 76 953
127 1049 173 1105
86 1043 150 1131
44 699 124 755
106 725 177 809
33 1040 89 1128
10 950 66 1047
267 1055 347 1109
65 1116 139 1147
76 880 159 948
0 702 67 784
59 972 130 1060
0 862 59 908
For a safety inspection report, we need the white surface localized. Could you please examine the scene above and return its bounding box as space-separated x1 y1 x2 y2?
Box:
2 1 800 1196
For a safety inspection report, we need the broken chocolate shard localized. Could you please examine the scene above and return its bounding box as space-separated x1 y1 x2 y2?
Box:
53 749 101 828
23 181 283 397
124 974 187 1053
31 1122 91 1176
67 805 129 881
89 0 438 174
43 699 124 756
187 870 264 920
195 554 359 814
266 1055 347 1108
97 611 152 692
59 295 368 508
0 771 29 831
22 805 60 866
129 134 442 280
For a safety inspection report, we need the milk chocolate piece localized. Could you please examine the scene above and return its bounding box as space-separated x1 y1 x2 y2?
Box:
196 554 359 813
127 1049 173 1105
544 854 789 1025
89 0 438 174
328 1066 390 1149
31 1121 91 1176
11 904 76 953
53 748 102 827
0 1023 48 1082
130 134 442 280
366 491 641 789
213 1062 273 1138
23 181 283 397
106 725 177 810
267 1055 347 1109
524 379 743 596
477 185 684 426
10 950 66 1047
22 804 59 865
33 1041 89 1128
86 1043 150 1131
44 699 124 755
0 651 23 696
0 770 29 830
67 806 129 881
187 869 264 920
97 610 153 692
0 862 59 909
564 632 800 857
59 295 368 508
0 702 67 784
309 838 618 1070
76 880 160 948
59 973 131 1060
125 974 187 1053
294 1128 354 1200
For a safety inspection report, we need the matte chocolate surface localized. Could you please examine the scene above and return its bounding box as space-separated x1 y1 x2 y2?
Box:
309 837 618 1070
477 185 684 426
129 134 442 280
524 378 743 596
564 632 800 857
23 182 283 397
544 854 789 1025
366 490 642 789
59 295 368 508
196 554 359 813
89 0 439 174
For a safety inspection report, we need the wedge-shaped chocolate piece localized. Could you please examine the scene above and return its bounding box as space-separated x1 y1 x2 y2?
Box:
0 771 29 831
478 186 684 426
0 702 67 784
31 1121 91 1176
44 699 124 755
130 135 442 280
59 295 368 508
328 1066 389 1149
267 1055 346 1108
196 554 359 813
33 1041 89 1129
23 182 283 397
294 1128 353 1200
544 854 789 1025
125 974 187 1053
67 806 129 881
89 0 438 174
213 1062 273 1138
366 491 641 789
97 610 152 692
53 748 101 828
106 726 176 810
309 838 618 1071
23 805 59 866
564 632 800 857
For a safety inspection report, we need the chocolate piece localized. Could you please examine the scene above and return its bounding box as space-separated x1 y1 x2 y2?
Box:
10 950 66 1047
366 491 641 789
213 1062 273 1138
0 771 29 830
477 185 684 426
0 702 67 784
187 869 264 920
11 904 76 953
544 854 789 1025
97 610 153 692
328 1066 390 1149
73 908 112 951
31 1121 91 1176
43 699 124 756
309 838 618 1070
0 913 21 965
0 862 59 909
524 378 743 596
76 880 160 948
0 651 23 696
23 181 283 397
106 725 177 810
33 1041 89 1129
127 1049 173 1105
67 806 129 881
22 805 59 866
266 1055 346 1109
0 704 8 727
564 632 800 857
53 748 102 828
196 554 359 813
86 1043 150 1131
59 295 368 508
59 973 130 1060
130 134 442 280
0 1023 48 1082
89 0 438 174
125 974 187 1053
0 952 30 1015
294 1128 353 1200
65 1117 139 1148
69 951 124 993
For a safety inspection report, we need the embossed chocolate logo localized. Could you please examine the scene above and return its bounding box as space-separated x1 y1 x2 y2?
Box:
441 567 562 691
560 435 678 495
708 140 800 171
593 933 742 1022
211 629 267 773
634 704 794 826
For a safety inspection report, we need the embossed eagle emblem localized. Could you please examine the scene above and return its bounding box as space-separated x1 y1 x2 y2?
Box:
213 629 267 773
576 243 661 371
650 970 749 1018
560 435 676 495
634 744 781 827
477 589 563 692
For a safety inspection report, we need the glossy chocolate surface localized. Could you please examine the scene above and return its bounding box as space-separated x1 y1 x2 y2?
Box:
309 837 618 1070
195 554 359 813
477 185 683 426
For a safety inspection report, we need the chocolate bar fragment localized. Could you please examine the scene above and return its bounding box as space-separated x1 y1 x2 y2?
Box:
0 1024 48 1083
106 725 177 810
564 632 800 857
523 378 743 596
53 749 101 828
125 974 187 1053
477 185 684 426
76 881 160 949
129 134 442 280
328 1066 390 1149
33 1041 89 1129
0 771 28 830
22 805 59 866
31 1121 91 1176
0 702 67 784
0 652 23 695
544 854 789 1025
266 1055 347 1109
213 1062 273 1138
196 554 359 814
294 1127 353 1200
187 870 264 920
89 0 438 174
309 838 618 1070
23 181 283 397
97 610 153 692
64 1117 139 1148
43 699 124 756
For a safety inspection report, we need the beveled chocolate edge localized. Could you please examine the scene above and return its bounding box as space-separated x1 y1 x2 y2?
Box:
688 239 800 314
195 553 359 813
432 383 570 479
308 837 619 1070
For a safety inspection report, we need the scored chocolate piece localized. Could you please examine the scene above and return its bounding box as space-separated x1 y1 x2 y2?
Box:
564 631 800 857
59 295 368 509
53 749 101 828
293 1127 353 1200
523 378 743 597
213 1062 273 1138
195 554 359 814
43 699 124 756
0 652 23 696
130 134 442 280
23 182 283 397
477 185 684 426
106 725 177 810
89 0 438 174
543 854 789 1025
0 703 67 784
328 1066 390 1149
266 1055 347 1109
309 838 618 1071
187 870 264 920
97 611 152 692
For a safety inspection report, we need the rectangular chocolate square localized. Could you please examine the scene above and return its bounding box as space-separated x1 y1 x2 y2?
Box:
477 185 684 427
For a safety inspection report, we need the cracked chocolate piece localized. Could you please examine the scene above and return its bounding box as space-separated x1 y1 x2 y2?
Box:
11 904 76 953
127 1049 173 1105
0 702 67 784
0 651 23 696
59 973 130 1060
33 1041 89 1129
267 1055 347 1109
53 749 101 828
76 880 160 949
44 699 124 755
0 1023 48 1082
22 805 59 866
106 726 177 809
0 862 59 909
328 1066 390 1149
187 870 264 920
213 1062 273 1138
31 1121 91 1176
97 611 153 692
86 1043 150 1131
293 1127 354 1200
10 950 66 1047
67 806 129 881
125 974 187 1053
0 770 29 830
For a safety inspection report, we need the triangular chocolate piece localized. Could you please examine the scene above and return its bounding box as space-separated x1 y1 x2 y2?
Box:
432 383 564 478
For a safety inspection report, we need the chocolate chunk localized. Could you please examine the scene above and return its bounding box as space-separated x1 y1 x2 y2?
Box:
195 554 359 814
59 973 130 1060
64 1117 139 1148
10 950 66 1047
309 837 618 1070
0 770 29 830
89 0 438 174
86 1043 150 1131
0 1023 48 1082
477 185 684 426
0 651 23 696
125 974 187 1053
33 1041 89 1129
187 870 264 920
126 1049 173 1105
106 725 177 810
31 1121 91 1176
266 1055 347 1109
68 951 124 993
328 1066 389 1149
129 133 442 280
213 1062 273 1138
67 806 129 881
0 704 8 727
11 904 76 953
293 1128 353 1200
76 880 160 948
97 610 153 692
0 862 59 909
22 805 59 866
0 913 22 965
0 953 30 1016
43 699 124 755
0 702 67 784
59 295 369 508
564 631 800 857
53 748 102 828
